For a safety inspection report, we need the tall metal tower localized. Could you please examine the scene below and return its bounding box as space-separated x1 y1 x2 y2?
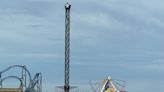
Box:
64 2 71 92
56 3 77 92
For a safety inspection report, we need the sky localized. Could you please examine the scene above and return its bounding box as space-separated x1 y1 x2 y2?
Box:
0 0 164 92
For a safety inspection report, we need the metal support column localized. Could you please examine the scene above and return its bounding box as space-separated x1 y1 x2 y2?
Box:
64 2 71 92
0 74 2 88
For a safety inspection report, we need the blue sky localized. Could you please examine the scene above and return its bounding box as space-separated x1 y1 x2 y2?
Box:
0 0 164 92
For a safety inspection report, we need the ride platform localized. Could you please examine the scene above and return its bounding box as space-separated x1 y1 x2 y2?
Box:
0 88 22 92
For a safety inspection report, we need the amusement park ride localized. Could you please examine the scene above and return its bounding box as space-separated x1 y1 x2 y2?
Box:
0 65 42 92
90 76 126 92
0 1 126 92
100 76 126 92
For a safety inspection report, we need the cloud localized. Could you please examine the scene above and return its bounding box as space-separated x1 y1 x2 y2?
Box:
0 0 164 92
0 53 61 58
126 80 164 92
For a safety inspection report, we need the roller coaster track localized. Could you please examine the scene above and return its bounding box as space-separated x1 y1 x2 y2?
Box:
26 73 42 92
0 65 42 92
0 65 32 81
0 76 23 88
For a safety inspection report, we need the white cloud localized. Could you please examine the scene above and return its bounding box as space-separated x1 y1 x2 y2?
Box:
0 0 164 92
0 53 61 58
126 80 164 92
74 12 111 29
